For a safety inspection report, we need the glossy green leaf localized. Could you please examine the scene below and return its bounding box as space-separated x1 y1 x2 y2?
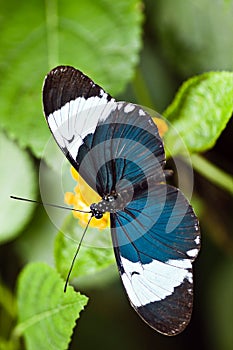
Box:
16 262 88 350
164 72 233 155
0 132 37 244
0 0 142 158
55 214 115 285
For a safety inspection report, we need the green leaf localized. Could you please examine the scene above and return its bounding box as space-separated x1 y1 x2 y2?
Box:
0 132 37 244
0 280 17 319
164 72 233 155
0 281 18 350
15 262 88 350
55 214 115 285
0 0 143 158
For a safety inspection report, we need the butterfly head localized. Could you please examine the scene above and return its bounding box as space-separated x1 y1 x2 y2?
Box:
89 203 104 219
90 194 117 217
90 190 125 217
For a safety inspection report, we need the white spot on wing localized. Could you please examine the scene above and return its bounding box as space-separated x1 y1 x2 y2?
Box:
124 104 135 113
139 109 146 116
117 102 123 110
186 248 199 258
121 257 192 307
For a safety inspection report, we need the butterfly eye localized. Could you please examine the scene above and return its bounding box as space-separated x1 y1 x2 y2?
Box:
103 194 117 202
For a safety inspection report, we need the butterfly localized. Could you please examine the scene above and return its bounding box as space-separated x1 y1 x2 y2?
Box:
42 65 200 336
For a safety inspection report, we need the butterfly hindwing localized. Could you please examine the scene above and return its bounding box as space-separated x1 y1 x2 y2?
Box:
111 184 200 335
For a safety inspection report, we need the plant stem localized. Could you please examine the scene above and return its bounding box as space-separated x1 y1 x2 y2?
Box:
191 154 233 195
132 67 155 109
0 282 17 319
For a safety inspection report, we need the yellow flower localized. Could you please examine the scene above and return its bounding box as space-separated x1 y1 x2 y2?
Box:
64 167 110 229
152 116 168 137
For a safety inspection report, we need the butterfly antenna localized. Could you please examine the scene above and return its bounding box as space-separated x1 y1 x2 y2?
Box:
64 213 93 292
10 195 91 214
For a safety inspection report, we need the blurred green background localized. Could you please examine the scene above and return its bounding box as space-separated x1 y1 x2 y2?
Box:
0 0 232 349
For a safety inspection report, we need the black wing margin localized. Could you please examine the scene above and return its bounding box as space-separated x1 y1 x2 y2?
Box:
43 65 112 116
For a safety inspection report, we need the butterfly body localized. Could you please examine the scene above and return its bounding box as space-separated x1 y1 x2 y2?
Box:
43 66 200 335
